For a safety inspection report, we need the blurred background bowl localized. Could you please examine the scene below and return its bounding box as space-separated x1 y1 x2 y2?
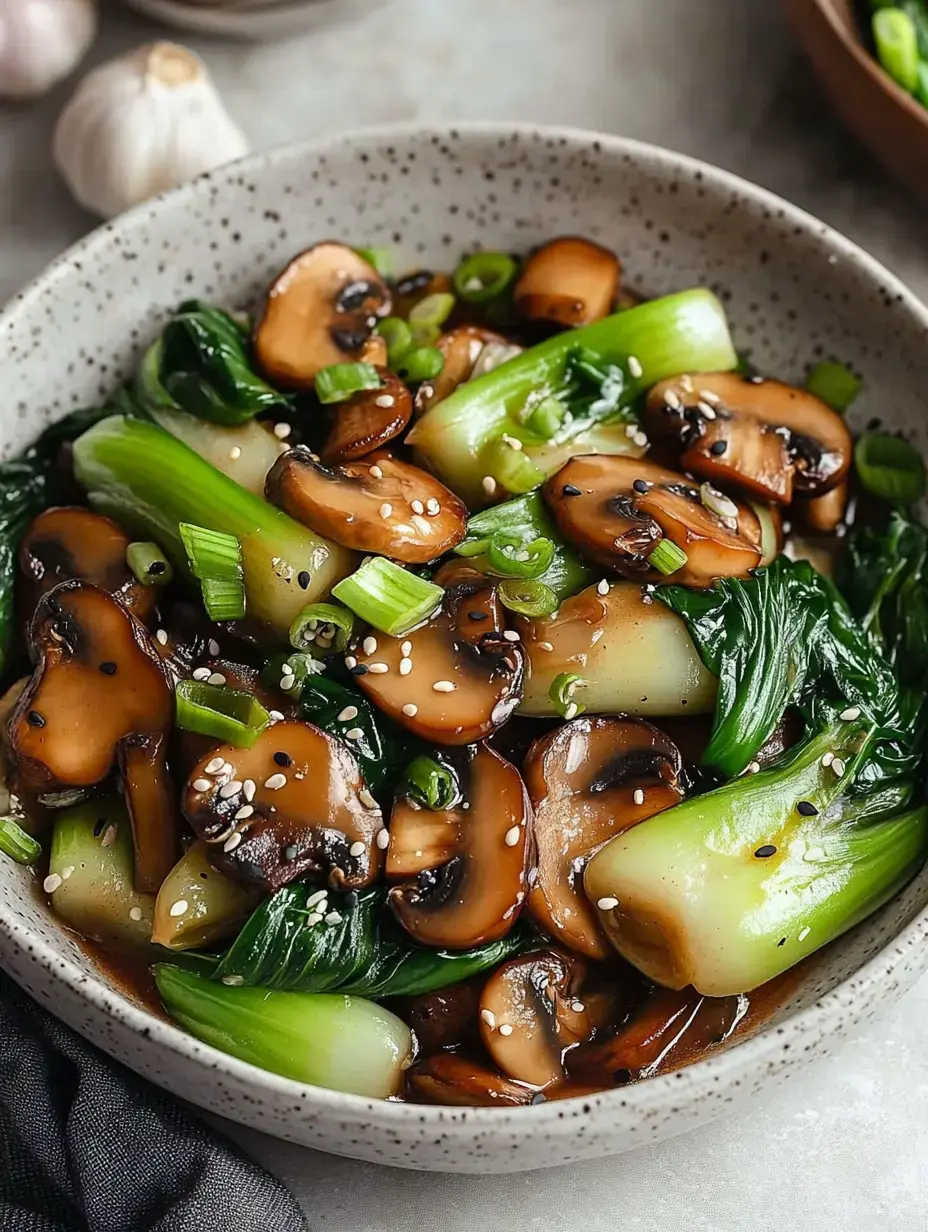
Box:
784 0 928 202
119 0 385 40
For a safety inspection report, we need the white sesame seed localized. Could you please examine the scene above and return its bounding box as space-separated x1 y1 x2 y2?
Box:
223 831 243 852
564 703 579 720
345 727 364 740
349 840 366 857
264 773 287 790
369 464 383 479
362 636 378 655
597 578 610 596
627 355 643 379
207 672 227 686
325 910 344 925
481 1009 497 1029
221 974 244 986
798 926 811 942
633 788 645 805
205 757 225 774
680 374 694 392
281 662 294 676
338 705 359 722
192 667 211 681
273 422 292 439
375 394 395 408
597 896 619 910
345 655 357 669
234 804 254 821
503 630 521 642
219 780 243 799
634 430 649 449
208 639 220 657
399 658 412 676
839 706 861 721
498 1023 514 1037
279 676 296 690
402 703 418 717
268 709 285 723
307 889 328 907
432 680 455 692
101 824 117 847
538 641 554 651
359 788 379 810
501 434 523 451
191 779 211 795
220 761 235 776
242 779 256 802
43 873 62 893
625 423 638 438
169 899 189 918
570 1000 585 1013
400 640 413 656
411 499 425 515
367 662 389 674
306 912 324 927
379 503 393 519
482 475 498 496
230 445 242 460
129 906 143 922
700 390 721 405
504 825 521 847
376 828 390 849
664 388 682 409
156 629 168 646
821 751 835 767
748 761 761 775
426 498 441 515
831 758 846 777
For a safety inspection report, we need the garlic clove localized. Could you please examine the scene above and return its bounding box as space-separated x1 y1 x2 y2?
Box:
53 41 249 220
0 0 97 100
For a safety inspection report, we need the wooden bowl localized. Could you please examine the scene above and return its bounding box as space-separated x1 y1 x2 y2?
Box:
784 0 928 200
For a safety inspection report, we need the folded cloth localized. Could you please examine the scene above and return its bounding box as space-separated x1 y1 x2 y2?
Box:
0 970 309 1232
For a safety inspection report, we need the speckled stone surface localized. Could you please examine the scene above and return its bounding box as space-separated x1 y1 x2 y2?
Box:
2 0 928 1223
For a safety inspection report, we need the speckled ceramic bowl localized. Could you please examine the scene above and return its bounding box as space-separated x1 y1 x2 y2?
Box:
2 124 928 1174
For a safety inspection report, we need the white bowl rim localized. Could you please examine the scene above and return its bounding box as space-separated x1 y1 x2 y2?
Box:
3 119 928 1133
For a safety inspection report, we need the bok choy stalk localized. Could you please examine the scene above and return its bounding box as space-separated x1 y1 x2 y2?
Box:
72 416 356 634
154 964 412 1097
408 289 737 504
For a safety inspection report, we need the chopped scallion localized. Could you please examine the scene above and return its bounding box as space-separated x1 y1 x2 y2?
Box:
314 362 382 405
408 293 455 332
126 541 174 587
354 246 393 279
482 438 545 495
498 578 559 618
452 251 519 303
402 755 460 811
805 361 862 413
648 540 689 576
179 523 243 584
0 817 41 865
375 317 414 368
486 532 555 579
396 347 444 384
201 578 246 621
332 557 443 637
549 672 587 720
290 602 355 656
873 7 919 93
522 395 567 440
855 433 927 504
175 681 270 748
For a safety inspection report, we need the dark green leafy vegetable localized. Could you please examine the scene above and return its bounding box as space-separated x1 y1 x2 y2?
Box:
214 885 532 996
138 301 289 426
401 754 461 810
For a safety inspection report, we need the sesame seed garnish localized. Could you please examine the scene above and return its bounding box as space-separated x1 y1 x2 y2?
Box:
129 906 143 921
273 751 292 767
99 661 118 675
63 864 74 879
345 727 364 740
831 758 846 777
223 831 243 852
273 422 292 439
264 773 287 790
208 639 220 656
432 680 455 692
538 641 554 651
376 828 390 849
402 703 418 717
281 663 294 676
375 394 395 407
307 890 328 907
192 778 211 792
220 761 235 775
748 761 761 774
268 709 285 723
242 779 256 802
700 390 721 405
345 655 357 669
481 1009 497 1029
839 706 861 721
325 910 344 925
664 388 682 409
399 658 412 676
632 479 651 494
367 662 389 674
155 629 168 646
230 445 242 459
697 401 717 420
192 667 211 681
504 825 521 847
498 1023 514 1036
338 706 359 722
754 844 777 858
400 640 412 656
411 499 425 515
570 1001 585 1013
798 926 811 942
501 434 523 451
633 788 645 805
562 483 582 496
362 636 378 655
207 672 227 686
349 664 368 676
234 804 254 821
503 630 520 642
633 430 649 449
306 912 324 927
219 781 243 799
710 440 728 456
821 751 835 767
597 578 610 596
700 482 738 521
298 570 311 590
169 899 189 917
426 498 441 515
627 355 643 379
482 475 498 496
205 757 225 774
43 873 62 893
597 896 619 910
369 464 383 479
279 676 296 690
796 800 818 816
379 503 393 519
221 974 244 985
349 840 366 857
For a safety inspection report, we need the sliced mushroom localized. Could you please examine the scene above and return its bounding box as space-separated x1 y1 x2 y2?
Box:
392 978 484 1056
405 1052 534 1107
645 372 853 504
514 237 620 327
321 368 412 463
479 950 620 1087
267 446 467 564
386 742 530 947
517 581 717 718
183 720 384 892
8 582 177 890
524 718 684 959
20 507 156 623
414 326 515 415
543 455 763 586
797 479 849 534
254 243 391 388
352 579 525 744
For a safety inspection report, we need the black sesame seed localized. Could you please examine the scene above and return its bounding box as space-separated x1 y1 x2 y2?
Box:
274 751 292 767
27 711 45 727
468 611 489 621
710 440 728 456
349 663 369 675
632 479 650 494
777 937 787 947
796 800 818 816
148 561 166 576
297 570 311 590
562 483 582 496
754 844 777 858
99 661 118 675
283 845 298 862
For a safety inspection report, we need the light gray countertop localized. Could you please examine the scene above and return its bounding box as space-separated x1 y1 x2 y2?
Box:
3 0 928 1227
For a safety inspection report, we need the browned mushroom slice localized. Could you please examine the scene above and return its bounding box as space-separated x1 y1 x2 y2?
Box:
386 743 530 947
254 243 392 388
352 580 524 744
414 326 513 415
405 1053 534 1107
8 581 175 889
543 455 762 586
321 369 412 463
523 717 683 959
478 950 620 1087
392 978 484 1056
267 447 466 564
183 720 384 892
118 733 178 892
798 479 849 534
20 507 156 623
645 372 853 504
514 236 620 327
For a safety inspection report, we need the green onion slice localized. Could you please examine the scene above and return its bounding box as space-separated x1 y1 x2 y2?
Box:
332 557 443 637
315 362 382 405
521 395 567 441
179 522 245 620
0 817 41 865
498 578 559 618
804 361 862 413
452 252 519 303
354 246 393 279
201 579 246 621
126 541 174 587
396 347 445 384
873 7 919 93
290 602 355 656
175 680 270 748
485 533 556 579
482 438 545 496
648 540 689 576
408 293 455 331
855 433 927 504
549 672 587 720
375 317 414 367
402 755 461 811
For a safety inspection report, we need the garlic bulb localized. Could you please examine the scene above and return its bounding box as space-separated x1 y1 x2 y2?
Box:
0 0 96 99
53 41 249 219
